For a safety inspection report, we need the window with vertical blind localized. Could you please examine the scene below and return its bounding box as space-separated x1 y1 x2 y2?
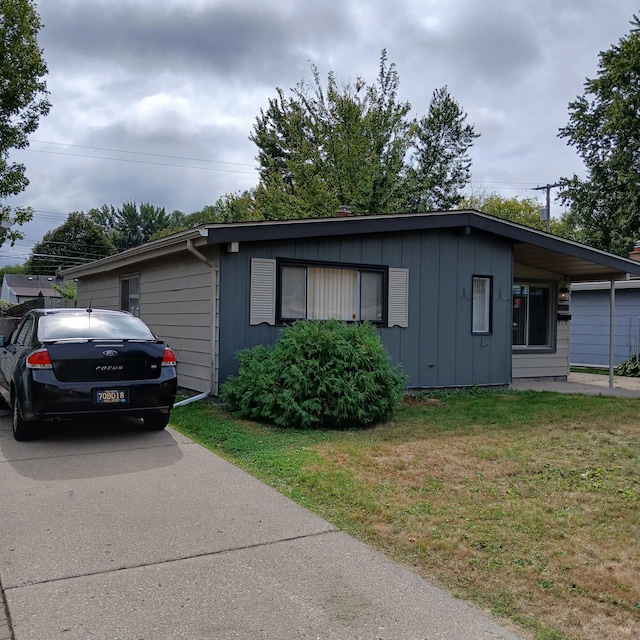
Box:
472 276 492 334
249 258 409 327
279 261 384 323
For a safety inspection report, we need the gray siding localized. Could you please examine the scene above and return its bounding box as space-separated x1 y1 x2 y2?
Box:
570 288 640 367
512 322 570 378
77 274 119 309
77 252 217 394
218 229 513 390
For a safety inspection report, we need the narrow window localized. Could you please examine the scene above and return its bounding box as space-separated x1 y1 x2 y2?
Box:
280 265 306 320
120 275 140 317
360 271 384 322
472 276 491 334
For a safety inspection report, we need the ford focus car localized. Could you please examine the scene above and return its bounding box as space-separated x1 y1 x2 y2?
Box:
0 308 177 441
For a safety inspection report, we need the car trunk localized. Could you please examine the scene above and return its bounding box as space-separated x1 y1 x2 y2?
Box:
45 341 165 382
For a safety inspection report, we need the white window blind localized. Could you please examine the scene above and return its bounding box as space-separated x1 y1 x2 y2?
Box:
250 258 276 325
307 267 358 320
387 268 409 327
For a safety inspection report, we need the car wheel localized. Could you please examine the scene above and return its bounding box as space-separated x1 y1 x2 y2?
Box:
145 414 170 431
12 397 37 441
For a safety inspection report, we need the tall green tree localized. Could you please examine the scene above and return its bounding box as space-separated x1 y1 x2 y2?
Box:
0 0 50 244
89 201 174 251
250 51 478 218
25 212 116 275
404 87 479 211
558 15 640 256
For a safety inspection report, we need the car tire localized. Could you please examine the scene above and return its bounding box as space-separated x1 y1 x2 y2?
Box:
12 397 37 441
145 414 170 431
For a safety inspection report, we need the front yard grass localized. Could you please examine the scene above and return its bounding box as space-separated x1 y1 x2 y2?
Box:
170 389 640 640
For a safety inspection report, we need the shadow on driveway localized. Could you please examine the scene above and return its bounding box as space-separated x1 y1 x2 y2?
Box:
0 413 184 481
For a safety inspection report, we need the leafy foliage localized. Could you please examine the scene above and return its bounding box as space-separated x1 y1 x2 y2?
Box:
89 201 176 250
461 192 574 237
25 212 116 274
158 191 261 237
616 354 640 377
404 86 479 211
0 0 50 244
222 319 406 429
250 50 478 219
0 263 25 280
51 279 77 301
558 15 640 256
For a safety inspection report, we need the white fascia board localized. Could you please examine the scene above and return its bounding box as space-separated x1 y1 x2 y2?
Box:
60 229 205 278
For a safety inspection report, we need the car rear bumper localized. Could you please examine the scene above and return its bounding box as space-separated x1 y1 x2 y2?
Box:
20 371 178 422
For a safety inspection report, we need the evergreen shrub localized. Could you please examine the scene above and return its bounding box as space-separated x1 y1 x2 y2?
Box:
221 319 406 429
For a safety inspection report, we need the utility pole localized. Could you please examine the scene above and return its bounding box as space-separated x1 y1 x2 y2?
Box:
532 183 561 233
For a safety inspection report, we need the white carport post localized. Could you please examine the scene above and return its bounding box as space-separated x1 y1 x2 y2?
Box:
609 279 615 389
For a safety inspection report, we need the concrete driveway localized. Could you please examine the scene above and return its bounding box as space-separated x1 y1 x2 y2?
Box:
0 413 525 640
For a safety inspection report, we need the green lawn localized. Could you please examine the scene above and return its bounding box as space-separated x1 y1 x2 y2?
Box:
170 389 640 640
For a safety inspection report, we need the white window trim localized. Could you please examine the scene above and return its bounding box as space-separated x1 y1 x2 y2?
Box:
472 276 491 334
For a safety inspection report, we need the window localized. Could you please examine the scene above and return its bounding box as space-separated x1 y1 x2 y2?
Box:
12 315 34 346
278 261 385 323
39 312 155 341
120 275 140 317
250 259 408 327
472 276 492 334
512 283 553 348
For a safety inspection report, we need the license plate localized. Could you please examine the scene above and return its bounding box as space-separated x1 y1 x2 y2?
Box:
95 389 128 404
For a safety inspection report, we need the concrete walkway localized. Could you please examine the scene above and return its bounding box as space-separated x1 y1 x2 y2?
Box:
0 413 525 640
510 371 640 396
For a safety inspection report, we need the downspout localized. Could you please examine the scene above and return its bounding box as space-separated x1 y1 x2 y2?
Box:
173 238 218 407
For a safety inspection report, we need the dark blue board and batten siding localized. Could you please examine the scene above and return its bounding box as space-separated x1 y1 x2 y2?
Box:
217 228 513 390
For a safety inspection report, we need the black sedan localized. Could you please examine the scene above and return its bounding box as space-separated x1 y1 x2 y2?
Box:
0 307 177 441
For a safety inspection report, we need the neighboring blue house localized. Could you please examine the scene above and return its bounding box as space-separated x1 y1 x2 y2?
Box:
570 280 640 368
60 210 640 394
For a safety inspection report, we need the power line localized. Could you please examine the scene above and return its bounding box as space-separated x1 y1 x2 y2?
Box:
30 140 257 168
25 148 259 175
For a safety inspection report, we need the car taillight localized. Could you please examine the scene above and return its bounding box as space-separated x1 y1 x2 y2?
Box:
27 347 53 369
162 347 176 367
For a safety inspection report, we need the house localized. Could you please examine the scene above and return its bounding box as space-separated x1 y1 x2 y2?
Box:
0 274 67 308
60 210 640 395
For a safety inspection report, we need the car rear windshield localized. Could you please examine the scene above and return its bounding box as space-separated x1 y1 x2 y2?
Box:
38 313 156 341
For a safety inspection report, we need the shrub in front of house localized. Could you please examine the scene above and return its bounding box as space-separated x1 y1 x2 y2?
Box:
616 354 640 377
221 318 406 429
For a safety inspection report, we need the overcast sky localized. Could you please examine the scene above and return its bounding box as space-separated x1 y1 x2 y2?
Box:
3 0 639 265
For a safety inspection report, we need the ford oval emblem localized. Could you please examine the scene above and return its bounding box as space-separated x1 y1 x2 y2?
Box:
103 349 119 357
